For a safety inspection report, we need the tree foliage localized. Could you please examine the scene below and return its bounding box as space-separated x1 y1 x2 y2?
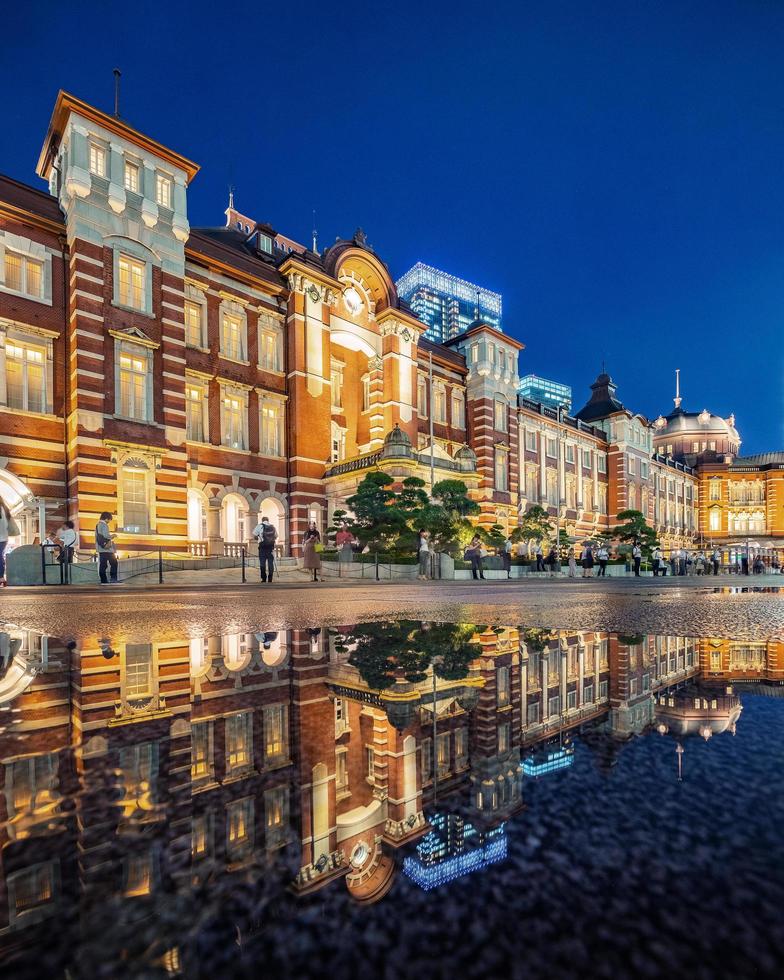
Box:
513 505 553 546
614 509 659 556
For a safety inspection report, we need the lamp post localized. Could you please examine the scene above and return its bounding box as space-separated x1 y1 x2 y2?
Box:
555 405 562 573
429 350 435 492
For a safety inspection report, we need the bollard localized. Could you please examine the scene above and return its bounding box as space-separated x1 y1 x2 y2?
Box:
375 551 379 581
241 547 246 583
158 547 164 585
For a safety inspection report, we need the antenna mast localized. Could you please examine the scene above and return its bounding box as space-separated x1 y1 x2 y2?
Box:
113 68 121 118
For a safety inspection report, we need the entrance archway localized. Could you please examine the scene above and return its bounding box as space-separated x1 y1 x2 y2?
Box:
221 493 248 544
259 496 286 552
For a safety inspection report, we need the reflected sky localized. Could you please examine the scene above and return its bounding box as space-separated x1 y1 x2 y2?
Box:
1 622 783 978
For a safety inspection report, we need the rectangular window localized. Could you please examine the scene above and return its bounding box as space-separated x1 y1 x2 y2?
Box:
12 863 56 916
628 455 636 475
454 727 468 767
265 786 289 848
121 467 150 533
582 449 591 468
259 323 282 371
124 160 139 193
89 143 106 177
417 376 427 417
565 444 575 463
330 363 343 408
583 683 594 702
526 430 538 452
5 341 45 413
366 745 375 782
118 254 146 310
125 643 152 697
498 723 510 754
221 314 246 361
263 704 288 764
226 711 253 771
186 384 206 442
525 468 538 501
258 233 273 252
433 385 447 423
4 251 44 299
192 814 211 858
451 392 465 428
334 697 349 736
709 509 721 532
185 301 204 348
641 462 648 479
421 737 432 782
226 797 254 856
155 173 172 208
527 701 540 724
599 680 609 699
260 399 284 457
567 689 577 709
495 450 509 492
118 352 148 420
221 393 247 450
710 481 721 501
335 749 349 792
191 721 212 779
436 733 450 777
546 437 557 458
548 694 561 716
362 374 371 412
496 665 510 707
494 398 508 432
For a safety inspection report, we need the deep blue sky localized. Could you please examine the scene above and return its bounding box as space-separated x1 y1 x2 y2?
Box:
3 0 782 452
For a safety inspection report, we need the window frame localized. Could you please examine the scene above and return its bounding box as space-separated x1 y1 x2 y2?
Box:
259 395 285 458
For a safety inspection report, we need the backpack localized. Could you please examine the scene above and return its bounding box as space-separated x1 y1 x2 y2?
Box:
261 523 277 547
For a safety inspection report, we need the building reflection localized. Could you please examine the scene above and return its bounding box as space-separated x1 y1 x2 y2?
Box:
0 623 780 970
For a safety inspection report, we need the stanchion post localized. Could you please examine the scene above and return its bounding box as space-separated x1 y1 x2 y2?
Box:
158 547 164 585
241 546 246 583
375 550 379 581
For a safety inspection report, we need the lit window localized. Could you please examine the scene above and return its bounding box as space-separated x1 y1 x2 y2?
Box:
192 814 211 858
118 254 146 310
221 313 246 361
155 173 172 208
118 352 148 420
497 666 510 707
366 746 375 782
226 797 254 855
710 510 722 532
525 430 538 452
4 251 44 299
125 643 152 697
265 786 289 848
191 721 212 779
121 464 150 532
259 320 282 371
494 398 507 432
10 862 56 917
495 449 509 492
226 711 253 771
451 391 465 428
498 723 510 754
258 233 273 252
710 481 721 501
263 703 288 763
331 422 346 462
124 161 139 193
260 398 284 457
89 143 106 177
5 341 46 413
335 749 349 792
417 375 427 416
221 392 247 450
186 384 206 442
330 362 343 409
454 727 467 766
436 733 450 776
185 301 204 348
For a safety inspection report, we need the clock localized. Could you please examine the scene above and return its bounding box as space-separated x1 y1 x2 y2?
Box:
343 286 363 316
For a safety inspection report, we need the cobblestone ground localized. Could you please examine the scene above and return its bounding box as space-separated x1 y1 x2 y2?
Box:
1 575 781 641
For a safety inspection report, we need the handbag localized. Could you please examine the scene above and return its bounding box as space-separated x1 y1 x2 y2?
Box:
314 543 324 553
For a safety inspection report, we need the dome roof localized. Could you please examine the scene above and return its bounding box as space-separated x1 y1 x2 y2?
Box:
653 406 740 442
384 423 411 447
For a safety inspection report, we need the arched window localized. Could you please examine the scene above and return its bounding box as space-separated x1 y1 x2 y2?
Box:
221 493 248 543
187 489 207 541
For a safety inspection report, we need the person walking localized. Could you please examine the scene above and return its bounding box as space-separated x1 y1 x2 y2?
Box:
502 535 513 579
417 529 431 580
302 521 322 582
336 524 354 564
95 511 118 585
252 515 278 583
465 535 485 580
632 542 642 577
652 546 663 577
596 544 609 577
712 548 721 576
567 546 577 577
0 496 20 588
580 543 594 578
545 545 559 577
534 542 545 573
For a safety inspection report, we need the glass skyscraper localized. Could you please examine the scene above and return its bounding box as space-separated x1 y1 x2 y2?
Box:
518 374 572 412
396 262 502 343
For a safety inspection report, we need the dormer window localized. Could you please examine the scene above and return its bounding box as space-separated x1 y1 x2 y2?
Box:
258 233 273 253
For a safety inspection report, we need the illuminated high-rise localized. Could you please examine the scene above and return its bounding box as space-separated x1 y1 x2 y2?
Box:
396 262 502 343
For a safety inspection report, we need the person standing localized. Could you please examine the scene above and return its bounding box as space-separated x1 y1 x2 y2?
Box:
712 548 721 576
695 549 706 575
0 496 20 588
535 542 545 573
632 542 642 577
336 524 354 564
465 535 485 580
57 521 78 579
417 529 431 580
95 511 118 585
580 543 594 578
252 515 278 583
652 546 663 576
545 546 558 577
567 546 577 577
678 547 687 576
303 521 322 582
502 535 513 579
596 544 609 577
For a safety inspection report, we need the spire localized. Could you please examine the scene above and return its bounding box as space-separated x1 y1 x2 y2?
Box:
228 185 235 211
312 209 318 253
674 368 682 409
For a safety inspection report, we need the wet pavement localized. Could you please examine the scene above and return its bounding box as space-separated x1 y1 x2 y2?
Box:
0 618 782 979
0 577 783 642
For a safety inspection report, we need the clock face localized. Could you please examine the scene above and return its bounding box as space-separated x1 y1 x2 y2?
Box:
343 286 363 316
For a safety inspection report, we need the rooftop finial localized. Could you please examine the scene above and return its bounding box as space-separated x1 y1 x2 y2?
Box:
312 209 318 253
228 185 234 211
674 367 682 409
113 68 121 118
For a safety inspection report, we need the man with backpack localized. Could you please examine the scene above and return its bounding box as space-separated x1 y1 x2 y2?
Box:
252 516 278 583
